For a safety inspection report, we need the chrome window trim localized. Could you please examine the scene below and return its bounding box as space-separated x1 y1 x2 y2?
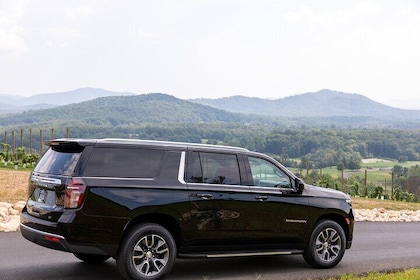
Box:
178 151 186 184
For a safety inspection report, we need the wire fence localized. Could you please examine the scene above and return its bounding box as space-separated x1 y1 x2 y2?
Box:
1 128 70 158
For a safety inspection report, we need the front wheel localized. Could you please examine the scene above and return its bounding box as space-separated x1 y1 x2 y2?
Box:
117 223 176 280
303 220 346 268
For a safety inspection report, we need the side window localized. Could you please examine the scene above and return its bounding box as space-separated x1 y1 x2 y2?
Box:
187 152 203 183
248 156 291 188
83 147 165 178
187 152 241 185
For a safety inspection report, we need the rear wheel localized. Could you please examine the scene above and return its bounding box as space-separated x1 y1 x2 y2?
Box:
73 253 110 264
303 220 346 268
117 223 176 280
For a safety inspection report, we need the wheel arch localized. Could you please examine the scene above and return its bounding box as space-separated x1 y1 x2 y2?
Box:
119 213 181 254
315 213 350 243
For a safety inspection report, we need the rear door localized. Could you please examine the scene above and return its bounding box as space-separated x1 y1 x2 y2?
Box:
185 150 256 249
26 143 84 222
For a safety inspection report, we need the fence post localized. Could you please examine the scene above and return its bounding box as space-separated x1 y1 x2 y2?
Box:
384 178 387 198
40 130 43 156
364 169 368 197
29 129 32 153
20 129 24 149
306 159 309 181
12 130 15 160
391 172 394 200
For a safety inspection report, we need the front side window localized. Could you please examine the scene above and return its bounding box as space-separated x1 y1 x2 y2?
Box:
187 152 241 185
248 156 291 188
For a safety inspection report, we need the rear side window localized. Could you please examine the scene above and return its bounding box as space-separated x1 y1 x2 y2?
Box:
34 148 81 176
187 152 241 185
83 147 165 178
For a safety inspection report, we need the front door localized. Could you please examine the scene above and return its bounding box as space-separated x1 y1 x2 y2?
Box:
244 155 309 247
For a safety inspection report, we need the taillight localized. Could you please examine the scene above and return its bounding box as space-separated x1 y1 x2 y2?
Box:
65 178 86 208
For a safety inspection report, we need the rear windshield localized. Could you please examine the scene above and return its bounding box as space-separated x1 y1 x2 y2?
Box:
83 147 166 178
34 148 81 176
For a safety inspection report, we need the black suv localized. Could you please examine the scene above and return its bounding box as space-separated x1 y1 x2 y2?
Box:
21 138 354 280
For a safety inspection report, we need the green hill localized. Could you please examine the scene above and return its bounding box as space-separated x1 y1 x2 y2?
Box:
190 89 420 121
1 89 420 129
0 93 250 127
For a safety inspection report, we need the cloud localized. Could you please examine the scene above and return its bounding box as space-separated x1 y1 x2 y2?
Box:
355 0 384 16
135 26 158 39
39 4 93 49
65 4 93 21
283 5 351 26
43 27 84 48
0 0 29 58
284 6 315 22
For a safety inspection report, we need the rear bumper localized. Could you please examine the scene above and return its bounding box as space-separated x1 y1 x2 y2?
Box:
20 223 70 252
20 210 119 256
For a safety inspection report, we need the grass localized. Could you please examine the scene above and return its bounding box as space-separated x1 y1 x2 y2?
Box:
332 268 420 280
351 197 420 211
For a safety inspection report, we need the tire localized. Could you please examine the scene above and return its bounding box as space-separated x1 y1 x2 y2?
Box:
73 253 110 264
117 223 176 280
303 220 346 269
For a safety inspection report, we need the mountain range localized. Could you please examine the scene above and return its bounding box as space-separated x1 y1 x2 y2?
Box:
0 88 135 114
0 88 419 128
190 89 420 121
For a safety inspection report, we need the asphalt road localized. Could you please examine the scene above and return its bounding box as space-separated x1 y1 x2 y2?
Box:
1 222 419 280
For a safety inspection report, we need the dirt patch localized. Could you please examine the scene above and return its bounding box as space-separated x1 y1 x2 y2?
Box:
0 169 30 202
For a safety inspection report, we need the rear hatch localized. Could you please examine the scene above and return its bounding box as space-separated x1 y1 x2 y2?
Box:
26 141 85 222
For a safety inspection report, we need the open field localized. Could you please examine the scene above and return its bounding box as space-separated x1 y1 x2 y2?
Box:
361 158 393 164
291 159 420 188
361 158 420 169
1 169 420 211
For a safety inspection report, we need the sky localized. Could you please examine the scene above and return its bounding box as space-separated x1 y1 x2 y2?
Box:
1 0 420 108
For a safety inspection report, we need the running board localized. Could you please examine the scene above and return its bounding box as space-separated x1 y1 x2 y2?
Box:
179 249 304 259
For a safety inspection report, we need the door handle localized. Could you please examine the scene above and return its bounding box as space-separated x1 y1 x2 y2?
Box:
196 193 213 200
255 195 268 201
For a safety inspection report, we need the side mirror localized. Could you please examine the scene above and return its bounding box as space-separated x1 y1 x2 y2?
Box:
294 178 305 194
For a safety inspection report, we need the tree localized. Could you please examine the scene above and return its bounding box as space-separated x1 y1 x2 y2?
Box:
347 152 362 170
308 170 320 184
408 165 420 177
336 162 345 171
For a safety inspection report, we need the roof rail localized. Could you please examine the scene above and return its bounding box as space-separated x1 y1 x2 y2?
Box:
100 138 249 151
